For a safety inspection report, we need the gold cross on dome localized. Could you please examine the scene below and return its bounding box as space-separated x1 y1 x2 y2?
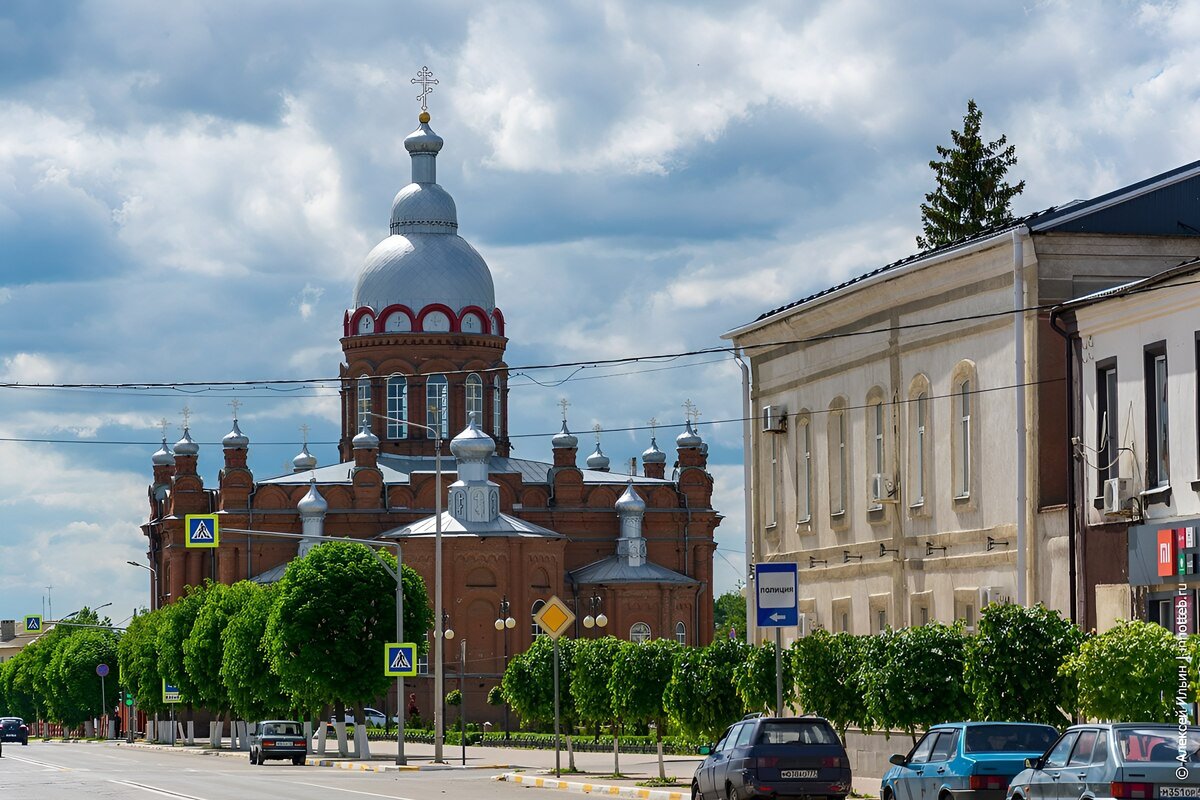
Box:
228 398 242 420
558 397 571 421
180 405 192 431
411 66 438 112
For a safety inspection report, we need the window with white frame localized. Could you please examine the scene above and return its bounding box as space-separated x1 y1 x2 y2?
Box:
426 374 449 439
466 373 483 425
386 375 407 439
870 400 884 507
913 391 928 505
766 433 778 526
357 375 372 425
630 622 651 643
675 621 686 644
830 403 847 516
493 382 503 437
956 380 972 498
1145 344 1170 488
1096 361 1118 488
531 599 546 638
797 419 812 522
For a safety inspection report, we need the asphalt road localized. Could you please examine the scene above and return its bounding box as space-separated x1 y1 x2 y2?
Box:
0 741 530 800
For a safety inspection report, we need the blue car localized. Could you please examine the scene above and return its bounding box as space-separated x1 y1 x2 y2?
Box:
882 722 1059 800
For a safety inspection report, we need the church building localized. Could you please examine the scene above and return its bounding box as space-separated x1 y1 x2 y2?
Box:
140 99 721 718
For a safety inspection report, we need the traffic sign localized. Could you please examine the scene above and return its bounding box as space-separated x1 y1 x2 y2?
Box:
384 642 418 677
755 562 799 627
162 681 182 704
185 514 220 548
24 614 41 632
96 664 109 678
533 595 575 639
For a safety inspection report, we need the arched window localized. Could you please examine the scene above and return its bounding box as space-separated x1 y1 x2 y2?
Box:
914 391 928 505
630 622 651 643
866 389 886 509
531 599 546 639
828 398 847 517
426 374 448 439
493 381 503 437
797 414 812 522
466 373 483 425
356 375 372 425
957 379 971 497
386 376 407 439
675 621 686 645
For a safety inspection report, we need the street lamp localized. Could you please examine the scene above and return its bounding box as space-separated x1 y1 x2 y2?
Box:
365 409 447 763
127 560 160 610
581 594 607 630
494 597 515 739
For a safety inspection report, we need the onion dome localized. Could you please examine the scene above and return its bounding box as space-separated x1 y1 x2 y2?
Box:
450 413 496 462
641 437 666 464
292 443 317 472
586 443 610 471
152 437 174 466
222 419 249 449
174 427 199 456
352 419 379 450
615 481 647 515
297 479 328 516
676 420 702 449
551 420 578 449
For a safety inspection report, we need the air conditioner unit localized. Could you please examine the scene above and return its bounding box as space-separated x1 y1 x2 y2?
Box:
979 586 1009 608
1103 477 1133 515
761 405 787 433
868 473 894 506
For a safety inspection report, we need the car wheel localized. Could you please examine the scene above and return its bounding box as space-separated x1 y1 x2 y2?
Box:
728 786 740 800
293 755 305 766
692 783 702 800
249 750 257 764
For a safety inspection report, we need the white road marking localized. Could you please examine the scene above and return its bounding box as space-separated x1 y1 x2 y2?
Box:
1 752 74 771
108 779 209 799
288 780 419 799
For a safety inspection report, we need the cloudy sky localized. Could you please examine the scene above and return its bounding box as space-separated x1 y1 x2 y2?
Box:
0 0 1197 626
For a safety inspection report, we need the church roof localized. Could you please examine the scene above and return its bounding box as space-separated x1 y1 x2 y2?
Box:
377 510 565 539
569 555 698 585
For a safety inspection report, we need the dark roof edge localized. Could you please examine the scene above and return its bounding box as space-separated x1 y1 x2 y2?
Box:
1052 256 1200 315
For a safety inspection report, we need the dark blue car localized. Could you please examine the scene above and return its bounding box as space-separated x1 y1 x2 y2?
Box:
882 722 1058 800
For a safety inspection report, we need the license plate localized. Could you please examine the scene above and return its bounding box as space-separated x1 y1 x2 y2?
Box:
781 770 819 779
1160 788 1200 798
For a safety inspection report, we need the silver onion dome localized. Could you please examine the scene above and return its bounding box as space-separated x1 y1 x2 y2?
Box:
174 428 199 456
676 420 702 449
641 437 666 464
450 414 496 462
552 420 578 449
222 419 249 449
152 437 174 466
615 481 647 514
293 444 317 472
586 443 610 471
352 420 379 450
297 479 328 516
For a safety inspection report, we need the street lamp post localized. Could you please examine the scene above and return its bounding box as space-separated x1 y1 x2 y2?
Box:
494 598 516 739
581 594 608 632
126 560 160 610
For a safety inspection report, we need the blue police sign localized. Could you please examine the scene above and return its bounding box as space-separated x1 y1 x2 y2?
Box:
755 562 798 628
384 642 418 677
185 514 219 549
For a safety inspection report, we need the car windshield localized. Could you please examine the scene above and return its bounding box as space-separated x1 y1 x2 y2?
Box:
264 723 300 736
757 721 839 745
964 725 1058 753
1117 728 1200 763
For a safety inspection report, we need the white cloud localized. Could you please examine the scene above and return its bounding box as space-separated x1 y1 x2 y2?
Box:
293 282 325 320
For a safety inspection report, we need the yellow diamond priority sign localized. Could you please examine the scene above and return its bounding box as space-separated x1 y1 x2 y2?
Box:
533 595 575 639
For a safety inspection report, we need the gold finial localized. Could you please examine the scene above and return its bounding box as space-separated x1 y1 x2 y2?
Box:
419 111 431 124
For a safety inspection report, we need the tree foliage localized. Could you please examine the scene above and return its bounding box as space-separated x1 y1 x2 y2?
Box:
1061 620 1180 723
733 639 795 715
713 589 747 642
220 582 291 721
791 630 871 737
119 609 168 714
965 602 1085 726
862 624 970 739
663 637 747 741
185 581 246 714
917 99 1024 250
571 636 621 730
45 628 119 727
157 582 211 706
612 638 679 731
502 635 575 727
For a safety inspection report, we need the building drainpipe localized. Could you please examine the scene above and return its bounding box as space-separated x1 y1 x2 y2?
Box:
1013 229 1028 606
735 349 755 643
1049 307 1080 624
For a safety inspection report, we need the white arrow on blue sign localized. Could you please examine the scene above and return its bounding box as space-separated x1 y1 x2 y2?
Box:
755 562 798 628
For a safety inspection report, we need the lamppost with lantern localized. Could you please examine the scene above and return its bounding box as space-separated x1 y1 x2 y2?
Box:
494 597 516 739
581 594 608 631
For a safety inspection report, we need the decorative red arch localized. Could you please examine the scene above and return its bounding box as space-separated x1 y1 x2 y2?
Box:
349 307 377 336
417 303 459 332
377 304 417 333
491 308 506 337
457 305 493 335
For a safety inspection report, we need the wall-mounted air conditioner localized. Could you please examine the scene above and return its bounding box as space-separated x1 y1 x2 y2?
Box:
761 405 787 433
868 473 895 506
1103 477 1133 515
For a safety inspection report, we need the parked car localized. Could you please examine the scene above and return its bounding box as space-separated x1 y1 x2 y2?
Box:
249 720 307 765
883 722 1058 800
1007 723 1200 800
692 715 852 800
0 717 29 745
345 708 387 728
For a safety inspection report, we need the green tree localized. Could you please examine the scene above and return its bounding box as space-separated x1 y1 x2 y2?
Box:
611 638 679 780
965 602 1084 726
185 582 240 715
713 589 747 641
916 99 1024 250
220 583 291 722
733 640 795 715
571 637 622 773
45 628 120 729
791 630 872 737
862 624 970 741
1061 620 1180 723
156 582 211 709
663 637 748 741
502 635 576 727
118 609 168 716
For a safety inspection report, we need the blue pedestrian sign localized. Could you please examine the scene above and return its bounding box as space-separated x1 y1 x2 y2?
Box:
384 642 418 677
185 514 220 549
755 562 799 628
24 614 41 632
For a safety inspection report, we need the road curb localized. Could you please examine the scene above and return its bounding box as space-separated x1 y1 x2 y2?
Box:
496 771 687 800
116 741 510 771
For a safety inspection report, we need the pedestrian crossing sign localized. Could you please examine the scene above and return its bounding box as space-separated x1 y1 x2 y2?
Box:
24 614 41 632
185 514 220 548
384 642 418 677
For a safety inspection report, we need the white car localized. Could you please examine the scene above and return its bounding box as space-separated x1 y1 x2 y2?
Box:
343 708 387 728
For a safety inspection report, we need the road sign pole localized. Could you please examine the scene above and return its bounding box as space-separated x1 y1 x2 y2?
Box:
101 674 107 736
774 627 783 715
395 543 405 767
553 637 561 779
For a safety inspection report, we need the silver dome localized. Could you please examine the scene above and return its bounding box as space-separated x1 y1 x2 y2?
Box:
615 481 646 514
391 182 457 234
352 420 379 450
586 443 610 471
641 437 666 464
676 420 702 449
551 420 578 449
353 233 495 314
293 444 317 472
222 419 249 449
152 437 174 466
297 479 328 516
174 428 199 456
450 414 496 462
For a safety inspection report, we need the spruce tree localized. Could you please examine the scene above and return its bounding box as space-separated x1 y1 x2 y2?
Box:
917 99 1025 250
